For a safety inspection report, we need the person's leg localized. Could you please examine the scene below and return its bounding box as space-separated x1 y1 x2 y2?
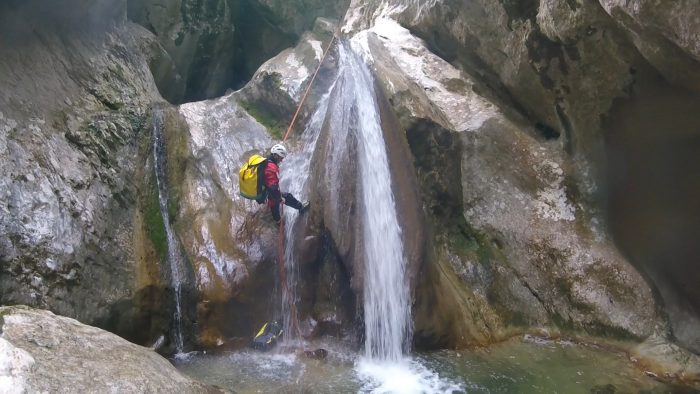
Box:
270 198 282 222
282 192 304 210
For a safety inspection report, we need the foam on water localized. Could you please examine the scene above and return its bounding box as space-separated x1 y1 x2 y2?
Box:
278 82 335 343
333 40 410 363
328 40 461 392
356 358 463 394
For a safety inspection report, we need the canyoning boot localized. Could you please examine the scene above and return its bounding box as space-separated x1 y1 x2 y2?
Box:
300 201 310 214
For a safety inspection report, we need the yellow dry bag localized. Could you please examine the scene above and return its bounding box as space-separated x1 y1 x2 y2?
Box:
239 154 268 202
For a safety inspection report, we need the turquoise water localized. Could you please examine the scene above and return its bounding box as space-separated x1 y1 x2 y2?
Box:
174 336 685 393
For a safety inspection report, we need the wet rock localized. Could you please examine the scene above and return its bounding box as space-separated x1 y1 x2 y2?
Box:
167 17 344 347
0 0 167 344
128 0 348 103
176 93 276 343
308 240 356 337
0 305 223 393
632 334 700 383
342 1 664 346
309 43 424 301
302 348 328 360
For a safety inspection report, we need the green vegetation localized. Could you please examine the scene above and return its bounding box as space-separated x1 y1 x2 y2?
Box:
447 219 493 266
239 99 285 139
163 114 190 225
144 183 167 261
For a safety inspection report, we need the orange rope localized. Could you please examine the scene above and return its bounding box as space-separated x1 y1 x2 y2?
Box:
276 203 303 344
282 33 337 142
275 27 340 352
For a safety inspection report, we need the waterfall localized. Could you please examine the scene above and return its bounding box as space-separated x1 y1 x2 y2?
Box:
328 41 411 362
151 108 185 353
325 40 459 394
277 85 333 345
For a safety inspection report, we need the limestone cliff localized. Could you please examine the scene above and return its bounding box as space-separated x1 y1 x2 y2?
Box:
0 0 168 344
339 0 700 358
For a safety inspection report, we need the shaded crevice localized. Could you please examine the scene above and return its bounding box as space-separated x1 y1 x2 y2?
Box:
601 67 700 353
128 0 298 104
307 233 358 339
405 118 464 223
498 0 539 30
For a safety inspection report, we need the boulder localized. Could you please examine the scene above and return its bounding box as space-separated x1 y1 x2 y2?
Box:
599 0 700 91
0 305 223 393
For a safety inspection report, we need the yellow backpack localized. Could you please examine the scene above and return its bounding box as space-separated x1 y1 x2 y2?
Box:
239 154 268 202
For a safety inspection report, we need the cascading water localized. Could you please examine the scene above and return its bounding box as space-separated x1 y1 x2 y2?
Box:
277 85 334 345
325 41 459 393
328 41 411 361
151 108 185 353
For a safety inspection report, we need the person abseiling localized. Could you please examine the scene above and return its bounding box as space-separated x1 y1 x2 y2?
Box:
264 143 309 224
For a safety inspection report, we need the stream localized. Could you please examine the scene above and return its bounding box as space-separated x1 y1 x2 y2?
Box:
174 335 678 393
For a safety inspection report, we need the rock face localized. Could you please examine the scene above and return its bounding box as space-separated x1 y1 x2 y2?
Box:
2 0 699 370
128 0 239 103
0 0 351 352
0 0 171 344
128 0 349 103
340 0 700 353
598 0 700 91
172 23 340 345
0 305 220 393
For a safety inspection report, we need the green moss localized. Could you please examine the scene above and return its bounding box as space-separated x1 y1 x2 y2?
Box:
447 219 495 267
163 112 190 225
582 321 641 341
239 99 285 140
144 183 167 261
584 262 635 303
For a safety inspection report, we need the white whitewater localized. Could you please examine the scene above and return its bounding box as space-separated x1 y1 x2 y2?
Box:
278 82 334 344
329 41 460 393
340 43 411 361
152 108 185 353
270 39 459 392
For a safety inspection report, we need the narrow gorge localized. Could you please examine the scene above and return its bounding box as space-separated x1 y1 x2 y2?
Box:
1 0 699 392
